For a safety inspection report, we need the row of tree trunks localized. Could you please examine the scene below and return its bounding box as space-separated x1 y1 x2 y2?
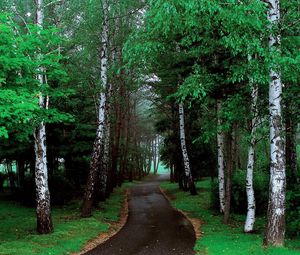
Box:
5 160 15 190
110 81 162 182
214 1 289 247
0 159 35 193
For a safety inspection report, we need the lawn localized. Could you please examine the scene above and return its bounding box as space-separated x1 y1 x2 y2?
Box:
0 183 132 255
161 179 300 255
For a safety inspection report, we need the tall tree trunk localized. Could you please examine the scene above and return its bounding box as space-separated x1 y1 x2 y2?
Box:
244 83 258 233
178 103 197 195
16 158 25 189
152 136 157 174
170 163 174 183
217 100 225 213
223 132 233 224
102 108 111 199
103 84 112 198
147 140 152 174
81 0 109 217
122 94 131 180
119 106 127 183
6 160 15 191
285 102 297 183
155 135 160 174
111 89 121 189
264 0 286 246
34 0 53 234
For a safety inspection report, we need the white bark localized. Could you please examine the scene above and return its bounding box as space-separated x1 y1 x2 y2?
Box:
217 100 225 213
83 0 109 202
34 0 53 233
98 0 109 188
97 0 109 139
178 103 192 180
265 0 286 246
35 0 48 200
101 83 112 195
91 0 109 168
34 122 49 201
244 83 258 233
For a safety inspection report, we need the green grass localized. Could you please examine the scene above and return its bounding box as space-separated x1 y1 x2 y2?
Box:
0 182 132 255
161 179 300 255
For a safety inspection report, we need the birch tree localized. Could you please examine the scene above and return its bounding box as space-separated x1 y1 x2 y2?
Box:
34 0 53 234
264 0 286 246
81 0 109 217
217 100 225 213
178 102 197 195
244 82 258 233
101 83 112 199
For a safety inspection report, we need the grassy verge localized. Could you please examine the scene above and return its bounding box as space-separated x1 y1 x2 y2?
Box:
0 182 132 255
161 179 300 255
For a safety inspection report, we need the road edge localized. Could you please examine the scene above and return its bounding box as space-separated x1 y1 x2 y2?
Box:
73 189 130 255
159 187 203 240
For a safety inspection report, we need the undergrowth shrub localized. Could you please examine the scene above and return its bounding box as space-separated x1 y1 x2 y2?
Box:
19 174 75 206
286 181 300 237
211 169 300 237
0 172 5 192
211 169 269 215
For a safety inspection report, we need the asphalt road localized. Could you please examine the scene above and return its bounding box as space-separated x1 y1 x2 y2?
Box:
85 175 196 255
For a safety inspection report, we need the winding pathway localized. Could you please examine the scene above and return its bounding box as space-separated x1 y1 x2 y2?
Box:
85 175 196 255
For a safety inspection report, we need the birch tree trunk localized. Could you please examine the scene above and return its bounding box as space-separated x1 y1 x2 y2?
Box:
264 0 286 246
244 83 258 233
96 90 111 203
178 103 197 195
217 100 225 213
81 0 109 217
34 0 53 234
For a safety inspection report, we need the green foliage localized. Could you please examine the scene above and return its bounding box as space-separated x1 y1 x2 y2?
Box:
176 64 208 103
0 13 72 141
286 182 300 237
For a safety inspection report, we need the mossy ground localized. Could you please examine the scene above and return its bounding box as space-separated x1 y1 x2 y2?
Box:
0 182 132 255
161 179 300 255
